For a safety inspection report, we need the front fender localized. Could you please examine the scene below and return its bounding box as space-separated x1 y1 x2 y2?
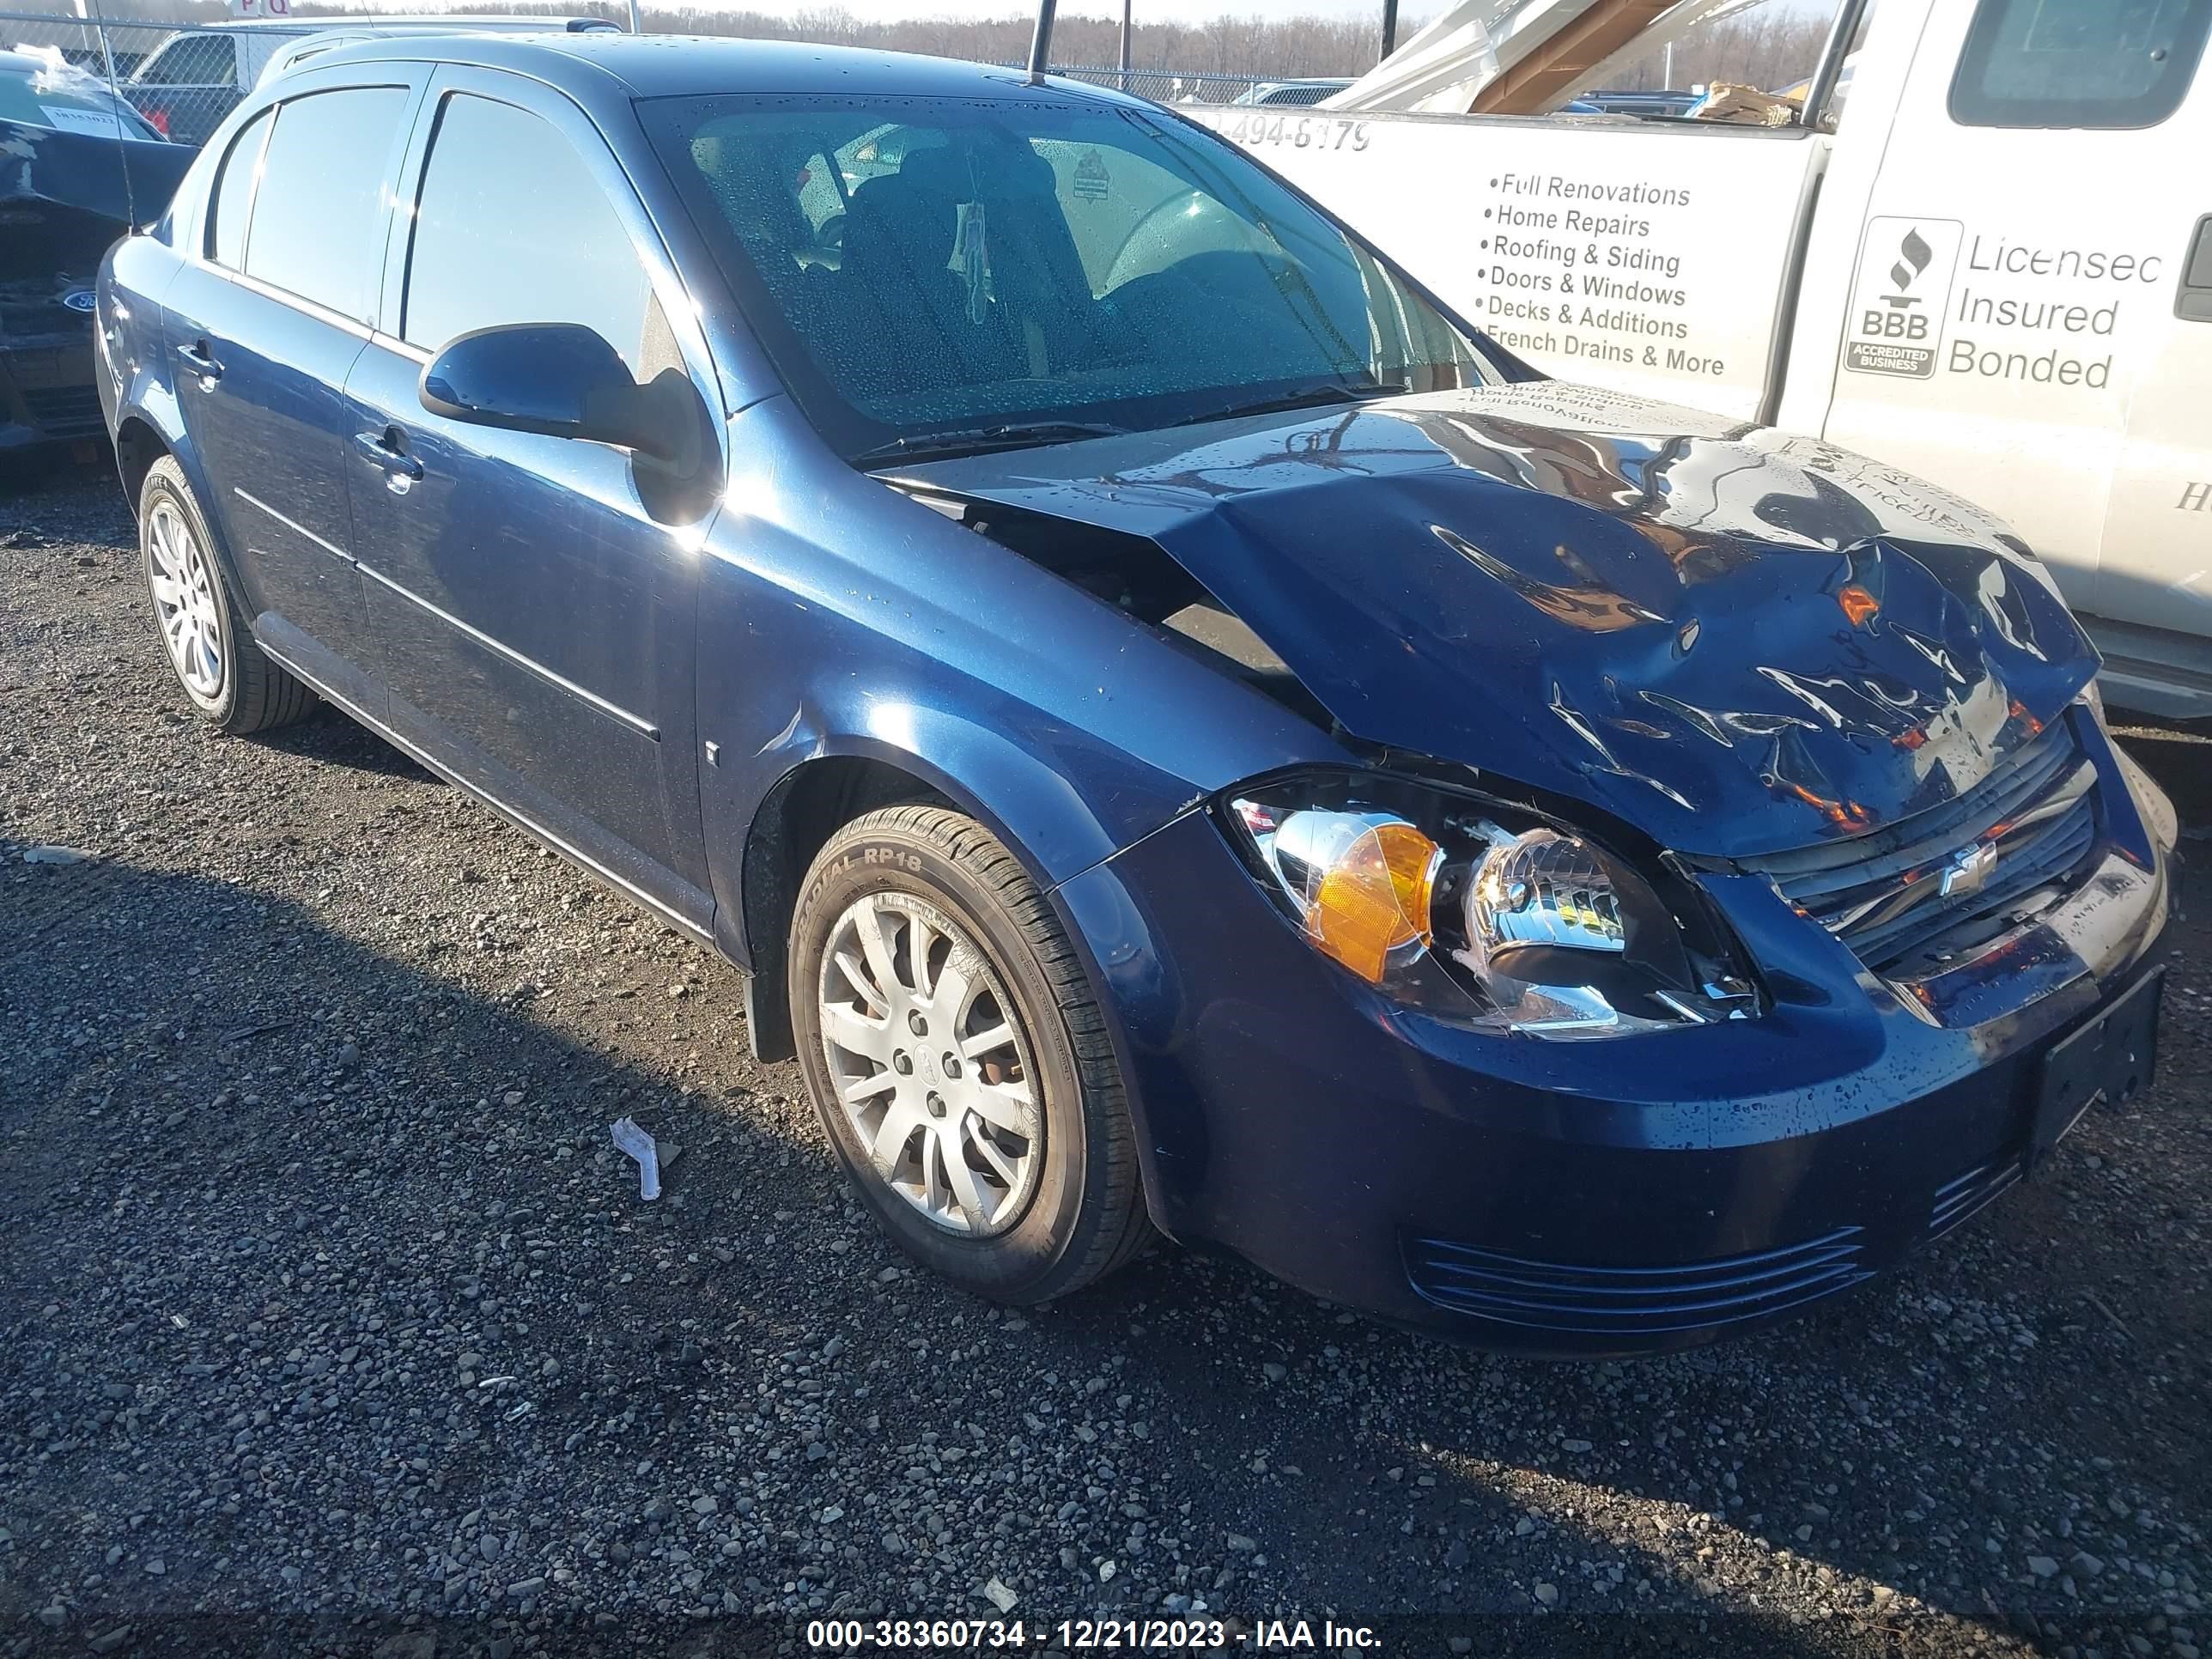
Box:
699 396 1348 933
696 400 1351 1070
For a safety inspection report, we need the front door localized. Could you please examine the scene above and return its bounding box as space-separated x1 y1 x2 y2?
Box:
2091 50 2212 677
1824 0 2212 621
166 78 418 710
342 70 718 927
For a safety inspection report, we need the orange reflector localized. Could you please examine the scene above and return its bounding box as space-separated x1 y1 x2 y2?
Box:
1308 822 1438 983
1838 584 1880 627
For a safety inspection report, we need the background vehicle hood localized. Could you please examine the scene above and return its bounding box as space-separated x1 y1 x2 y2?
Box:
895 383 2098 860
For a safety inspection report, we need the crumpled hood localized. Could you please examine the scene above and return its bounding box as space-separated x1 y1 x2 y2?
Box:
896 382 2098 860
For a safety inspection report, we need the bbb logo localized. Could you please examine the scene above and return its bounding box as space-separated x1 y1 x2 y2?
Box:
1844 216 1961 380
1863 228 1933 342
62 289 97 313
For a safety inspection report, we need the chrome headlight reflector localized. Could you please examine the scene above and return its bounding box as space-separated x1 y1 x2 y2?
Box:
1230 775 1754 1039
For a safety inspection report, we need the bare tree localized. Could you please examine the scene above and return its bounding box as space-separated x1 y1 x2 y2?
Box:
1602 3 1837 93
9 0 1832 95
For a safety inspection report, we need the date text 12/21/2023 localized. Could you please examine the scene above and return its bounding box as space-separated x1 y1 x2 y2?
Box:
803 1618 1383 1650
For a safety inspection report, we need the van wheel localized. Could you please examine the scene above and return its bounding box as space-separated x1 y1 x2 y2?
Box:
789 805 1151 1304
139 455 314 734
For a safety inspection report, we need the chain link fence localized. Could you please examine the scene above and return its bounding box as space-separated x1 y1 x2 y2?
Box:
4 9 288 144
3 7 1284 156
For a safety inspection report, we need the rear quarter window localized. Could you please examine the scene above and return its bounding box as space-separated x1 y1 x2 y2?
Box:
242 86 409 320
1951 0 2212 128
207 106 273 270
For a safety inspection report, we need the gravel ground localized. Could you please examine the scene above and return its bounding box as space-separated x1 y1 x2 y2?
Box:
3 464 2209 1659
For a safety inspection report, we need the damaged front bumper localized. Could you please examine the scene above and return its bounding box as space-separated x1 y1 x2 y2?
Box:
1 305 106 452
1054 707 2176 1358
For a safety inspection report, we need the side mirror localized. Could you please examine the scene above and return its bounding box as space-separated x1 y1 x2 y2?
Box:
419 323 686 464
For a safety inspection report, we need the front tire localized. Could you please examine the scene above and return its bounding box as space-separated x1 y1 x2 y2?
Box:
789 805 1150 1304
139 454 314 734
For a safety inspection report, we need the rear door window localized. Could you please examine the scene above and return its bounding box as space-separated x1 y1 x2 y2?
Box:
1951 0 2212 127
242 86 409 319
400 92 652 368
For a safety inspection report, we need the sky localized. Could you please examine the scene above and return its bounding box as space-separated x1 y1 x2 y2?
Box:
718 0 1439 20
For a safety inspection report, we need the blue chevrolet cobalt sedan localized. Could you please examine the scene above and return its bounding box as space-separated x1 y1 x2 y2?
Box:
96 33 2176 1353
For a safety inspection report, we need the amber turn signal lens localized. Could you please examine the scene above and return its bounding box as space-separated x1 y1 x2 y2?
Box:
1307 821 1439 983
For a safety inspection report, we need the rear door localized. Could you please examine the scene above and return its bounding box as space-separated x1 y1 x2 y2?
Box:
2089 26 2212 675
162 70 422 708
1824 0 2212 621
341 66 720 927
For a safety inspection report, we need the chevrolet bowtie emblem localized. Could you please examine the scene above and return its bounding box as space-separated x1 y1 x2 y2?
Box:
1940 839 2000 898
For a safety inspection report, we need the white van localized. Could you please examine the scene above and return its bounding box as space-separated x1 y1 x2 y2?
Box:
1198 0 2212 719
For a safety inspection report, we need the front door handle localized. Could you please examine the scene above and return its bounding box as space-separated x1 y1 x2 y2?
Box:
177 338 222 380
353 427 425 482
2179 214 2212 322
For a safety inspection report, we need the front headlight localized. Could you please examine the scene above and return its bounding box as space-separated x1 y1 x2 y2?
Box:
1228 774 1756 1039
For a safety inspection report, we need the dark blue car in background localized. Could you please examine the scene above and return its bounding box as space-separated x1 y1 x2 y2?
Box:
95 33 2176 1354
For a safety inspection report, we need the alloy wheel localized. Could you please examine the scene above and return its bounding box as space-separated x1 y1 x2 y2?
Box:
816 890 1043 1237
147 500 224 700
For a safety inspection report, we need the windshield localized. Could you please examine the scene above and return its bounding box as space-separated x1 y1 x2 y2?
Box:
643 91 1504 460
0 48 163 138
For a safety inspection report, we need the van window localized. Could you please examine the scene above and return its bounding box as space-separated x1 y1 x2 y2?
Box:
401 93 651 367
207 106 272 270
242 87 409 319
133 33 237 88
1951 0 2212 128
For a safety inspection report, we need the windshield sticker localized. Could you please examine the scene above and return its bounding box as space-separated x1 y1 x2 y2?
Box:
1073 149 1110 202
954 199 992 325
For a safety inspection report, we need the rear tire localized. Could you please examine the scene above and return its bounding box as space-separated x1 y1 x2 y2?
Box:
789 805 1151 1304
139 455 314 735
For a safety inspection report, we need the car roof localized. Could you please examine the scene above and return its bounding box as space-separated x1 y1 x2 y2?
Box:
303 31 1141 105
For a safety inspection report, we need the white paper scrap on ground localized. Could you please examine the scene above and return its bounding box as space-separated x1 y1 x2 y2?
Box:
610 1116 661 1200
22 845 94 865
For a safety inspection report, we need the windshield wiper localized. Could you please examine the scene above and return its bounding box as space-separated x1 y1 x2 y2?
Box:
1166 382 1396 430
853 420 1129 467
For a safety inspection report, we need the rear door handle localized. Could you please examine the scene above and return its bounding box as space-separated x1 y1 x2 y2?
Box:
177 338 222 380
353 427 425 482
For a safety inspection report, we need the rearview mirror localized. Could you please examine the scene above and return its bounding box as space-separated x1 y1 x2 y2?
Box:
419 323 684 463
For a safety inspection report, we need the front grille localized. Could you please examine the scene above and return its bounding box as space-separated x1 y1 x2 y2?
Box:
18 385 104 440
1403 1226 1873 1337
1741 719 2100 980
